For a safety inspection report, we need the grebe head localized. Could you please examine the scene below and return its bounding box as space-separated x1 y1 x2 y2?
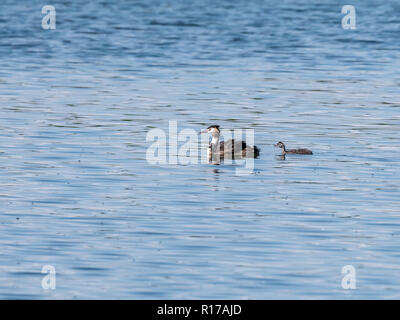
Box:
199 125 220 136
274 141 286 150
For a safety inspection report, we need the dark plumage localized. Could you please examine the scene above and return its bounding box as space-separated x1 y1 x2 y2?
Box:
218 139 260 159
274 141 312 155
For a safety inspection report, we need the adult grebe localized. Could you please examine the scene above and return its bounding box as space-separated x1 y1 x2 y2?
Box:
200 125 260 161
274 141 312 155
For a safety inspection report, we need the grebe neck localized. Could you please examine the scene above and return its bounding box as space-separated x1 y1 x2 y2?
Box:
210 133 220 152
211 135 219 146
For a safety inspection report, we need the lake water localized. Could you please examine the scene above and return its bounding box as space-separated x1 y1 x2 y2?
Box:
0 0 399 299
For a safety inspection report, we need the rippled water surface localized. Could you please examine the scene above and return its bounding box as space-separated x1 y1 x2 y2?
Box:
0 0 400 299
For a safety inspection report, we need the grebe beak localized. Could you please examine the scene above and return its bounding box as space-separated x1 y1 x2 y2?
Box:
198 129 208 135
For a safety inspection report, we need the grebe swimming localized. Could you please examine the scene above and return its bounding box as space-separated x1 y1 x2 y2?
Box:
274 141 312 155
200 125 260 161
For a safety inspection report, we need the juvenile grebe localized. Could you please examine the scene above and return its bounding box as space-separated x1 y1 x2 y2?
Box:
274 141 312 155
200 125 260 161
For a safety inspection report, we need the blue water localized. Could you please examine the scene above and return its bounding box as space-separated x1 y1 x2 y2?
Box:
0 0 399 299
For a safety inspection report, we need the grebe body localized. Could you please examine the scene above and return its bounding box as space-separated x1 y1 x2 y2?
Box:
274 141 312 155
